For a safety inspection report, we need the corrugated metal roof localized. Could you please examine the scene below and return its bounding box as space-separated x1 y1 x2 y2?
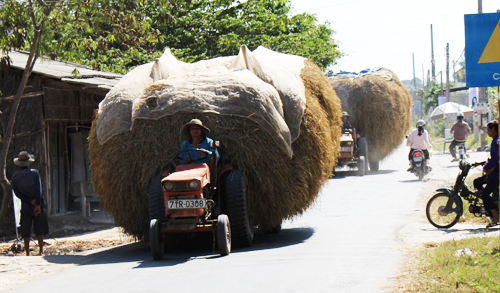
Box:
2 51 122 90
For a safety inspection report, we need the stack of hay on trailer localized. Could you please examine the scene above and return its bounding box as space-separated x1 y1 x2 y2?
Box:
329 69 412 170
89 46 342 239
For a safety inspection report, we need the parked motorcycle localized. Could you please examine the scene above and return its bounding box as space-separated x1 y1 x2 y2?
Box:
426 160 500 228
409 149 429 181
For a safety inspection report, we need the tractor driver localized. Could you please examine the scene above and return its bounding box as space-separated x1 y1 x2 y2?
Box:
342 111 353 133
180 119 219 167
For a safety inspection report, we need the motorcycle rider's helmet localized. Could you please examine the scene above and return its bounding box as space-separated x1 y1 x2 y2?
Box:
457 111 464 119
416 120 426 127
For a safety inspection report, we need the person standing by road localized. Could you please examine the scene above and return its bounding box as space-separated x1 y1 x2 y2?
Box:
472 120 499 228
11 151 49 256
449 112 471 162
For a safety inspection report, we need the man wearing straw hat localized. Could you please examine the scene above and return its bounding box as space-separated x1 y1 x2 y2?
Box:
11 151 49 256
180 119 219 167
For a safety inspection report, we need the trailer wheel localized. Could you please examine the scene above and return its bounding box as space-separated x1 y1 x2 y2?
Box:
149 175 165 221
149 219 164 260
217 214 231 256
369 160 380 171
223 169 254 247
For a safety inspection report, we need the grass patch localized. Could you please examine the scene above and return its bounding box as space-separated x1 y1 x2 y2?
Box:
397 236 500 292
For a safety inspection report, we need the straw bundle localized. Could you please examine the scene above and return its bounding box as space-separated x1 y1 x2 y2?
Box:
89 59 342 239
329 69 412 163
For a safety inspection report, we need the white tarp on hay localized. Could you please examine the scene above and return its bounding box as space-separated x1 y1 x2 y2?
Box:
95 45 306 157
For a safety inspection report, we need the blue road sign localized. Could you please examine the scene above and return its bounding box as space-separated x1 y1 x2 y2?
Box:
464 12 500 87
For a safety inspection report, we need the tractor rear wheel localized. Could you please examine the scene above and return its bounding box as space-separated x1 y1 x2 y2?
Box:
223 169 254 248
149 219 164 260
149 175 165 221
217 214 231 256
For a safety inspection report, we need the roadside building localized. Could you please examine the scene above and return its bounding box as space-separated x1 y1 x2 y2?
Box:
0 51 121 216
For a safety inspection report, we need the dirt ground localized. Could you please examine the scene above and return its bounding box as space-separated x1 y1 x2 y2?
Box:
0 214 136 292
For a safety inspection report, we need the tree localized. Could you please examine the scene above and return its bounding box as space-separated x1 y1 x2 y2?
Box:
0 0 57 228
455 59 466 83
422 82 441 115
46 0 343 73
0 0 342 227
0 0 181 228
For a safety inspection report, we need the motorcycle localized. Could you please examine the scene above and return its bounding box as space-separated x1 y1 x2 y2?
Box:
426 160 500 229
409 149 429 181
457 142 466 160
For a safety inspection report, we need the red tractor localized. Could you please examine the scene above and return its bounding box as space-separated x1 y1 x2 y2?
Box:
335 127 369 176
148 142 254 260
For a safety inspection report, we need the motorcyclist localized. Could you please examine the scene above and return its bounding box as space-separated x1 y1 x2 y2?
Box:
407 120 432 172
449 111 471 162
472 120 499 228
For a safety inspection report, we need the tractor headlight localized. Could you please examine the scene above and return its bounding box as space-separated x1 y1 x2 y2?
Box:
162 181 174 192
188 180 200 190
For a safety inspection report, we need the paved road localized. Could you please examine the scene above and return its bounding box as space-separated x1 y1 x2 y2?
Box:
14 144 498 293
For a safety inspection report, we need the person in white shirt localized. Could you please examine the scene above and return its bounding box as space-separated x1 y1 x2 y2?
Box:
407 120 432 171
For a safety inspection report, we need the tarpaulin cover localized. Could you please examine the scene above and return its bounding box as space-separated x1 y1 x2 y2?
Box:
96 46 306 156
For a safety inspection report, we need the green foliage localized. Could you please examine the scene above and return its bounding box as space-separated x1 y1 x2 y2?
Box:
422 82 441 114
0 0 342 74
455 59 465 83
430 119 445 139
488 87 498 120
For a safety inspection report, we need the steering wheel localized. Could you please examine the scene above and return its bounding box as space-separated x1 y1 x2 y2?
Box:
177 148 209 163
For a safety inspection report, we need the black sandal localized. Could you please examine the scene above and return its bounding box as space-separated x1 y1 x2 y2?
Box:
486 221 499 228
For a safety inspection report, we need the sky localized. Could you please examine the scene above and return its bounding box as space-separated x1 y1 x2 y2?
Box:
289 0 500 82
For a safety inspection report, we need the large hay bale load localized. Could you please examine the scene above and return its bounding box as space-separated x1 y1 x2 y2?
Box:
89 46 342 240
329 69 412 170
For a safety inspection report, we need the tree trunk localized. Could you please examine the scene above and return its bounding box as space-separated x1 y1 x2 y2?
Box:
0 30 41 229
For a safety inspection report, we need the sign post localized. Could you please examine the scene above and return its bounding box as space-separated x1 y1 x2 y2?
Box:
464 12 500 87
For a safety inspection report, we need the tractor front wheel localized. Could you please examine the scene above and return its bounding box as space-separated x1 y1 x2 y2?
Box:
149 219 164 260
357 137 369 173
356 156 366 176
217 214 231 256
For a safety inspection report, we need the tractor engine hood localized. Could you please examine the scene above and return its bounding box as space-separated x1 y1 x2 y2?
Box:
165 164 209 183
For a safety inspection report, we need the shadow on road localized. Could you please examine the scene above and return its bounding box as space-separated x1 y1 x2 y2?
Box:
429 227 499 235
41 227 315 269
330 169 397 178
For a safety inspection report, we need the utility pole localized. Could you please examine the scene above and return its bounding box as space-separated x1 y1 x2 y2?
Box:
453 60 456 82
431 24 435 80
422 64 424 90
446 43 450 102
477 0 488 149
427 69 431 92
412 53 416 92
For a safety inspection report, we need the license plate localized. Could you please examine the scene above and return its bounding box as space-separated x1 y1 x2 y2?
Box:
167 198 206 210
413 156 422 162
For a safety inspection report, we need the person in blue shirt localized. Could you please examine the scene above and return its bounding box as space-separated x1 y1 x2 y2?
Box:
179 119 219 167
11 151 49 256
473 120 499 228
